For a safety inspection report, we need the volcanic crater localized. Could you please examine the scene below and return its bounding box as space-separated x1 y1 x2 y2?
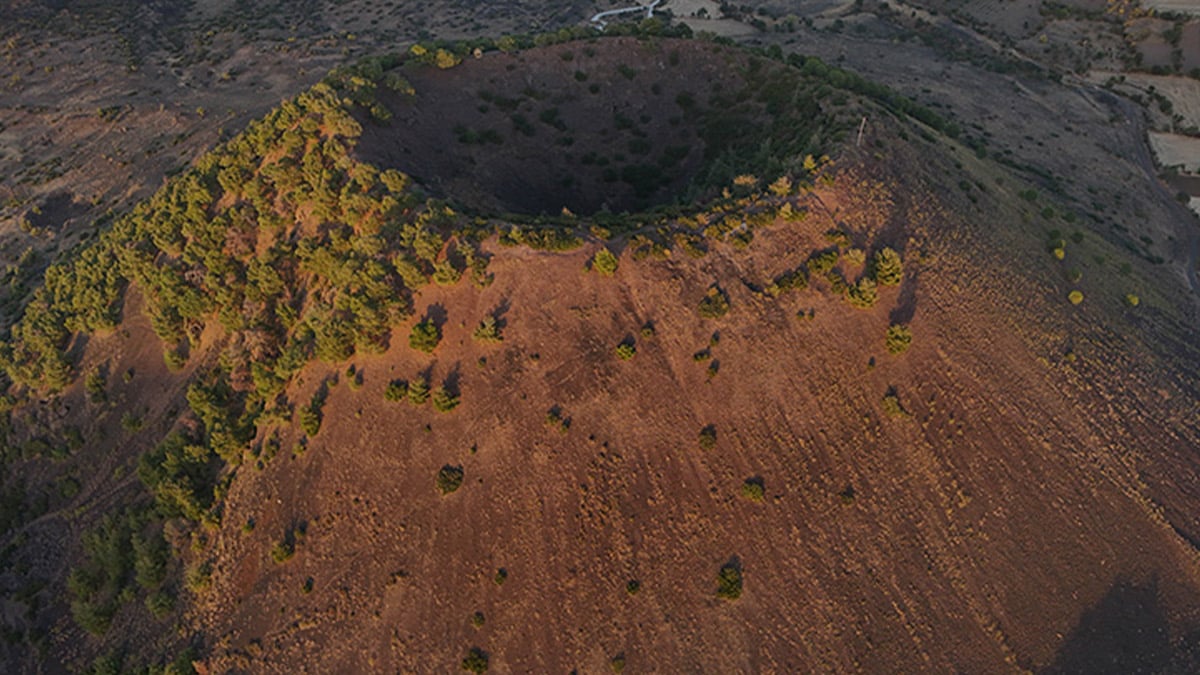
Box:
358 37 843 216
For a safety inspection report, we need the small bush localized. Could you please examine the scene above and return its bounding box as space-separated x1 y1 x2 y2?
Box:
885 324 912 355
120 412 144 432
610 654 626 673
299 404 321 436
436 465 464 495
84 369 106 404
592 248 619 276
697 286 730 319
770 267 808 295
407 376 430 405
716 561 743 600
1126 293 1140 307
145 589 175 619
384 380 407 401
471 611 486 627
472 316 502 343
625 579 641 595
493 568 508 585
432 386 460 413
184 561 212 593
1068 290 1084 305
615 342 637 361
545 407 570 433
462 647 489 673
698 425 717 450
806 250 839 275
434 49 462 69
846 277 878 309
270 537 295 564
881 389 908 417
409 320 441 353
740 478 765 501
871 247 903 286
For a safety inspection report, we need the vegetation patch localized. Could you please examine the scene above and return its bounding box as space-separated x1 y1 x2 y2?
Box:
885 324 913 355
409 320 442 354
716 560 743 600
436 465 465 495
697 286 731 319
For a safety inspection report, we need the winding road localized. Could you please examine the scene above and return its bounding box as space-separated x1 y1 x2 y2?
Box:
589 0 663 29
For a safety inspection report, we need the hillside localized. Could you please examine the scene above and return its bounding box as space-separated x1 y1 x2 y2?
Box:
0 28 1199 674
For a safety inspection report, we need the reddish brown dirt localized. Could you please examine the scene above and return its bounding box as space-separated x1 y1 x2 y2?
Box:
181 146 1200 673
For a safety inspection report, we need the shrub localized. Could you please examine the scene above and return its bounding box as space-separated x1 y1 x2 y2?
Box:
740 478 765 501
163 348 187 371
591 247 619 276
493 568 508 585
120 412 144 432
1126 293 1140 307
826 270 849 296
299 404 321 436
85 368 107 403
806 250 839 275
184 560 212 593
697 286 730 319
885 324 912 355
716 561 743 600
882 389 908 417
610 654 626 673
384 380 407 401
471 611 486 627
615 342 637 360
698 425 717 450
625 579 641 595
545 407 570 433
270 536 295 564
770 267 808 295
436 465 464 495
145 589 175 619
435 49 462 69
1068 290 1084 305
472 316 502 343
432 386 460 412
409 320 441 353
871 247 903 286
346 365 363 390
846 277 878 309
462 647 489 673
407 376 429 405
432 260 462 286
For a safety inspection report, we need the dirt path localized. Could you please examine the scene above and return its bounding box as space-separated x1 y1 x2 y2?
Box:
589 0 662 29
